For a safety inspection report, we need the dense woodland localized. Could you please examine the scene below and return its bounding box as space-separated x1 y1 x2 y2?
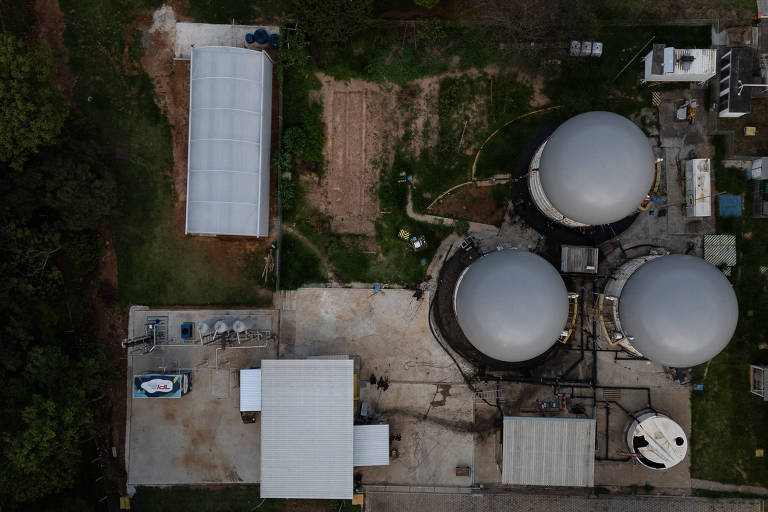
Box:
0 24 114 510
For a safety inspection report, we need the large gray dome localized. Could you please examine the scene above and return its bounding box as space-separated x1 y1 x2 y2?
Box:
453 250 569 363
538 111 655 225
619 254 738 367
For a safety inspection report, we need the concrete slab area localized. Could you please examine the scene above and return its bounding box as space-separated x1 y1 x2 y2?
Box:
125 307 277 486
174 22 279 59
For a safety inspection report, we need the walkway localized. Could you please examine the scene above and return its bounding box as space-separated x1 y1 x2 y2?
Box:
692 478 768 497
365 491 763 512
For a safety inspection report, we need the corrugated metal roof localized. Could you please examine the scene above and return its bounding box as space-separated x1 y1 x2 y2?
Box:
353 425 390 466
502 416 595 487
561 246 599 273
260 359 353 499
186 47 272 237
239 369 261 411
685 159 711 217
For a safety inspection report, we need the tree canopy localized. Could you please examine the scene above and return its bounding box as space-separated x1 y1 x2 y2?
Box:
0 34 68 170
291 0 372 45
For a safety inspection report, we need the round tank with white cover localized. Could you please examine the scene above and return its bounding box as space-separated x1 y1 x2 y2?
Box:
453 250 569 363
618 254 738 367
196 321 211 336
214 320 230 334
626 411 687 470
529 111 655 227
233 320 248 334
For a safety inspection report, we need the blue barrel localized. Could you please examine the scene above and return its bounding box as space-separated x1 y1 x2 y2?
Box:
245 33 255 44
254 28 269 44
268 33 280 49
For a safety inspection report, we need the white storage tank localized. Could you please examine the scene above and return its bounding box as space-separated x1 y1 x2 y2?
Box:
214 319 230 334
626 411 687 470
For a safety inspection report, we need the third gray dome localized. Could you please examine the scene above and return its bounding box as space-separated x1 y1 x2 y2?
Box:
618 254 739 367
538 111 655 226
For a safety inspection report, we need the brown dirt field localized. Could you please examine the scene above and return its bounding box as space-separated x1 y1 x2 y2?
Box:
431 184 505 225
32 0 75 98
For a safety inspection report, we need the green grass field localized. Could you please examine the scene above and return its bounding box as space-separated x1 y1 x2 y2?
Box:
690 141 768 486
61 0 272 305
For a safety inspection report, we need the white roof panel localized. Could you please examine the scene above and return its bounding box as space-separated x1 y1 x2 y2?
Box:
502 416 595 487
353 425 390 466
240 369 262 411
186 47 272 237
260 359 354 499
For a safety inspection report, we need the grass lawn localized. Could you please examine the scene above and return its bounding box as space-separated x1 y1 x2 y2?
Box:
61 0 272 305
690 140 768 486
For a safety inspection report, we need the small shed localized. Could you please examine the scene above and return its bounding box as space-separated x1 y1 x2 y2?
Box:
353 424 390 466
685 159 712 217
561 246 599 274
719 194 743 217
239 369 262 412
643 44 717 83
719 47 753 118
502 416 596 487
751 365 768 400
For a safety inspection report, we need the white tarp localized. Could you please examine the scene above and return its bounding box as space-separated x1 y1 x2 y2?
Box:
239 369 261 412
186 46 272 237
353 424 390 466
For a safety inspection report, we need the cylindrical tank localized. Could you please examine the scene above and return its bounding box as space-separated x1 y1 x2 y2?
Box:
196 321 211 336
214 320 230 334
453 250 569 363
626 411 687 470
618 254 738 367
530 111 655 226
233 320 248 334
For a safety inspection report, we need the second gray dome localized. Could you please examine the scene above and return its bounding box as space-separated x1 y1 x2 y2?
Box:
538 111 655 225
619 254 738 367
453 250 569 363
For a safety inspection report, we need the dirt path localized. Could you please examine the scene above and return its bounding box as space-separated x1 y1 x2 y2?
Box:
32 0 75 97
406 188 497 235
284 227 340 283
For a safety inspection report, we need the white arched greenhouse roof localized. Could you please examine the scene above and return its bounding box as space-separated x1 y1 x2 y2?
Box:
185 46 273 237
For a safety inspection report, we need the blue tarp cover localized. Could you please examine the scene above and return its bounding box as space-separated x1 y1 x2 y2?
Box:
718 195 742 217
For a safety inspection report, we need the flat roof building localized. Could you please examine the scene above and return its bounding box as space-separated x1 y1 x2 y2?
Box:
260 359 353 499
643 44 717 83
186 46 273 237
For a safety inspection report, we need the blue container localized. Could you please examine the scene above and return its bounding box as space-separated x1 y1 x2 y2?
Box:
245 33 255 44
254 28 269 44
268 33 280 49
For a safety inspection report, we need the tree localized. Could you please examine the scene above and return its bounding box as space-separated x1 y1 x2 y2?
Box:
414 0 440 7
0 34 68 170
292 0 372 45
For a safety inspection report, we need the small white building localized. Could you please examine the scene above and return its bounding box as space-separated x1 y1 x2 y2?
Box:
643 44 716 83
750 365 768 400
751 157 768 179
685 159 712 217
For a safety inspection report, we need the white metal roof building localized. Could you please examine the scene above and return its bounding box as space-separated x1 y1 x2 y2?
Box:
260 359 353 499
353 424 390 466
186 46 273 237
643 45 717 83
502 416 596 487
239 369 262 412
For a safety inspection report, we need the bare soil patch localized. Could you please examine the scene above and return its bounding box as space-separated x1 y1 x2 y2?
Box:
32 0 75 97
431 184 505 225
